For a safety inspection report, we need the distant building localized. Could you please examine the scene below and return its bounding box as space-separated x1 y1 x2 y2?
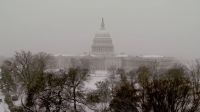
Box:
91 18 114 56
53 18 178 72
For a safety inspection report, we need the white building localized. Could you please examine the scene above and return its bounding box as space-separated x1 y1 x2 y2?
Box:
53 18 178 72
91 18 114 56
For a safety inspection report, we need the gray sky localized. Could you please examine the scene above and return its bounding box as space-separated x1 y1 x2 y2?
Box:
0 0 200 59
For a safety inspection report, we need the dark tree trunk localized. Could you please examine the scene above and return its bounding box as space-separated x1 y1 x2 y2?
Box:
73 87 77 112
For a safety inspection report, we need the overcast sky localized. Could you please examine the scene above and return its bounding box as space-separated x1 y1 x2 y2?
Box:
0 0 200 59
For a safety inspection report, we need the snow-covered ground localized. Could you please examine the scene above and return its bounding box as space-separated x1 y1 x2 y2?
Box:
85 71 109 90
0 92 10 112
84 71 109 112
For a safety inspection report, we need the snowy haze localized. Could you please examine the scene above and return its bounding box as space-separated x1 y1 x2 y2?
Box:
0 0 200 59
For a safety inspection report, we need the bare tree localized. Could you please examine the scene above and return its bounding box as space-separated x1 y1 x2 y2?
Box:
11 51 52 110
189 60 200 112
64 67 89 112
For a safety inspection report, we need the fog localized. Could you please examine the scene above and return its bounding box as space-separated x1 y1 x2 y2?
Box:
0 0 200 59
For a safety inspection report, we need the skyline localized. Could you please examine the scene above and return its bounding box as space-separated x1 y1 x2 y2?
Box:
0 0 200 59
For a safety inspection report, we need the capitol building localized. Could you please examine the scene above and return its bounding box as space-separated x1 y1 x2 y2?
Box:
54 18 177 72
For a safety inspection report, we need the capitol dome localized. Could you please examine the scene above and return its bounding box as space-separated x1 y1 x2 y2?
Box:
95 29 111 38
91 18 114 56
95 18 111 38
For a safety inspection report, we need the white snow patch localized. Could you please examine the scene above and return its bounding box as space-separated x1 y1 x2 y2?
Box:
116 53 129 57
0 92 10 112
85 71 109 90
141 55 164 58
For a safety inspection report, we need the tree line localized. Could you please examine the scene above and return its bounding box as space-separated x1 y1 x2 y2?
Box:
0 51 200 112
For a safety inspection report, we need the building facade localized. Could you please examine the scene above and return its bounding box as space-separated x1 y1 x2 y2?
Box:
53 19 178 72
